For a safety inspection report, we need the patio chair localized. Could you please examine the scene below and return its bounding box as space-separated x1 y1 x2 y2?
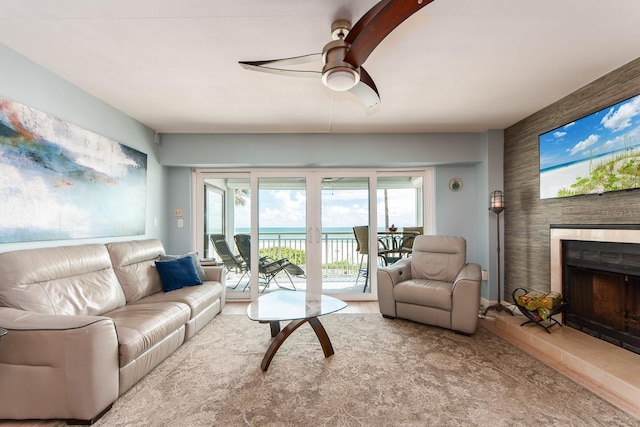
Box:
397 226 423 256
234 234 301 292
353 226 395 292
209 234 249 289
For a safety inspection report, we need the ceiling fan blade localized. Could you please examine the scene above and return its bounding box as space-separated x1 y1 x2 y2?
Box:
239 54 322 78
239 53 322 69
239 62 321 78
348 67 380 108
344 0 392 45
344 0 435 67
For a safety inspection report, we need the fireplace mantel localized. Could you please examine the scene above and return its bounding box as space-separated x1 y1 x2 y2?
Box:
550 226 640 293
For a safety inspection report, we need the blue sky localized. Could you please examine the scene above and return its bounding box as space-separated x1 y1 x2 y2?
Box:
235 188 417 230
539 94 640 171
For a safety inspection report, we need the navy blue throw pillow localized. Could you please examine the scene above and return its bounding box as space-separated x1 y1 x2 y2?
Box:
159 252 207 282
155 256 203 292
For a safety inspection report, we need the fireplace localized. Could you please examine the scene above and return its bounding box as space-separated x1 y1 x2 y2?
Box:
562 240 640 354
550 226 640 355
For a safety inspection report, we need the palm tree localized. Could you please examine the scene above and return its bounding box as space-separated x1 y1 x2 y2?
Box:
384 189 389 229
235 188 249 206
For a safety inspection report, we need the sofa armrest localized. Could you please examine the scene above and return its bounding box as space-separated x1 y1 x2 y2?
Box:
0 307 120 422
451 263 482 334
203 265 226 284
377 258 412 317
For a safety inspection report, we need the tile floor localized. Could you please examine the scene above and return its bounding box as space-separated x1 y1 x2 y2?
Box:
481 311 640 420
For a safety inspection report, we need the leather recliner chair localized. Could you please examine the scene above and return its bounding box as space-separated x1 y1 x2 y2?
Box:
378 235 482 335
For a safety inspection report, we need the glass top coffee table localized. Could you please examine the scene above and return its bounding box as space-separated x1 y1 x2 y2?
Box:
247 291 347 371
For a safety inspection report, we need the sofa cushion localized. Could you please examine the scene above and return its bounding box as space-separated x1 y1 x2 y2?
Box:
0 244 126 315
159 252 207 282
106 240 165 303
394 279 453 311
155 256 202 292
106 302 190 367
9 269 126 316
131 282 223 320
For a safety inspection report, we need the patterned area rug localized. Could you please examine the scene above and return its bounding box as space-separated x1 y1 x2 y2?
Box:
82 313 640 426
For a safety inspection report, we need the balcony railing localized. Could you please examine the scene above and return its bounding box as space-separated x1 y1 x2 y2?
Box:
257 231 362 277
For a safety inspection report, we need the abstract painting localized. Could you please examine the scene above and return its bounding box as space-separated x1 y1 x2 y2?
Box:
0 96 147 243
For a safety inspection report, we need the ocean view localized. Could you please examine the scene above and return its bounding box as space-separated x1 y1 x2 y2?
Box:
236 227 356 239
539 146 640 174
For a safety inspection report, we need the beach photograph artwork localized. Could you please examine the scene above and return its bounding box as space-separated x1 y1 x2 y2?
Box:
0 97 147 243
539 94 640 199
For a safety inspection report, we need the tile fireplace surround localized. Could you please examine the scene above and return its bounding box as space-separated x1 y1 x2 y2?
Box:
483 226 640 420
549 226 640 295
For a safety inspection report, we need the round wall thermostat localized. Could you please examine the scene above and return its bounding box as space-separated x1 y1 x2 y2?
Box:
449 178 463 192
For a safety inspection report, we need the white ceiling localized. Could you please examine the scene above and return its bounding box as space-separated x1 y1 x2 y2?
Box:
1 0 639 134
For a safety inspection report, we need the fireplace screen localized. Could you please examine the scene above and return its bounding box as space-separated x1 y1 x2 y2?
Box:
563 240 640 355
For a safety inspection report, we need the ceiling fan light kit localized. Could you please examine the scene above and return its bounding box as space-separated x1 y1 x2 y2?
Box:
239 0 435 108
322 68 360 91
321 25 360 92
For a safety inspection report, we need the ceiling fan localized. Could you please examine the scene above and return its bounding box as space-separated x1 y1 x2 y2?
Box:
239 0 435 108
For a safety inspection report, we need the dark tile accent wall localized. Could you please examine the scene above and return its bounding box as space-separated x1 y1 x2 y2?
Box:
503 57 640 300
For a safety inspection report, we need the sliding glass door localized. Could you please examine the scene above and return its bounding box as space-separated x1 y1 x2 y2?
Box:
256 175 307 294
193 169 433 301
194 174 252 297
318 174 373 295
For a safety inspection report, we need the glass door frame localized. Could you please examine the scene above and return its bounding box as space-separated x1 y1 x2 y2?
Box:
312 169 376 299
193 171 256 299
376 169 435 236
192 168 434 302
254 171 309 299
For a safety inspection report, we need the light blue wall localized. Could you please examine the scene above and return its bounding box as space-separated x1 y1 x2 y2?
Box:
0 44 168 252
158 131 504 305
484 130 505 301
435 165 478 259
158 133 485 167
165 167 193 255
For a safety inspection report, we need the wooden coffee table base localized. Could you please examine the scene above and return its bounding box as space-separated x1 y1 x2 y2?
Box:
261 317 334 371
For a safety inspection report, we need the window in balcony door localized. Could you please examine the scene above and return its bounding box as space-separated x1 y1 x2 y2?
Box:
255 176 308 294
203 184 224 259
320 176 372 295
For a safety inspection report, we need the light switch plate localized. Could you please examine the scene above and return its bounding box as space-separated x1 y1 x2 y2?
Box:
174 208 183 217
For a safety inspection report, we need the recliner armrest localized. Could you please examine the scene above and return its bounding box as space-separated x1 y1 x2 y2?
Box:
451 263 482 334
377 258 412 317
378 258 413 287
0 306 114 330
0 307 119 422
453 262 482 285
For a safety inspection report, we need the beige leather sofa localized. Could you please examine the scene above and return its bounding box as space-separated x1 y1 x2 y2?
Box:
378 235 481 335
0 239 225 424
